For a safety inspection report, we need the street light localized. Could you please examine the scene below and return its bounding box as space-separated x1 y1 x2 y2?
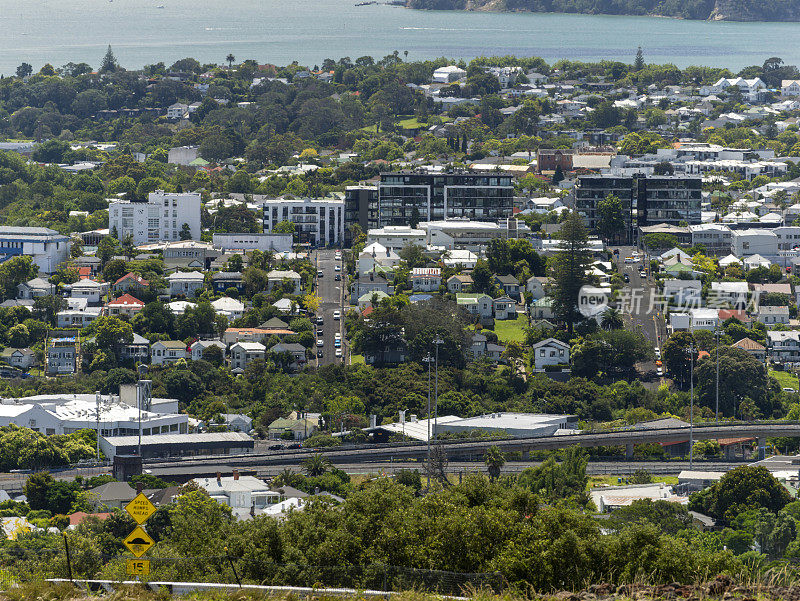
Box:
423 353 434 489
688 344 696 469
715 328 721 423
433 337 444 437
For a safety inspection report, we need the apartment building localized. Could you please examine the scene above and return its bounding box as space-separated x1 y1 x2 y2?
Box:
261 198 344 246
378 172 514 227
108 190 201 245
344 185 379 244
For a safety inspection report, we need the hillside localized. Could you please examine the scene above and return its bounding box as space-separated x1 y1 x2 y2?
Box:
405 0 800 21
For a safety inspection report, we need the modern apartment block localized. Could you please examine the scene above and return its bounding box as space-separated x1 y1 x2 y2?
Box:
377 172 514 227
261 198 345 246
574 175 701 243
108 190 202 245
344 185 379 244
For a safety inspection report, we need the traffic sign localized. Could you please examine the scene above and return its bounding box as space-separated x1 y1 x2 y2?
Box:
125 493 156 524
126 558 150 576
124 526 154 558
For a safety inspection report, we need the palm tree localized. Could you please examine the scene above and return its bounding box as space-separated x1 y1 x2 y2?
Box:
273 468 300 487
226 54 235 69
301 454 331 477
601 306 623 331
484 445 505 482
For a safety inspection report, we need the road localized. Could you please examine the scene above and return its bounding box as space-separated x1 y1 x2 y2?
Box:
613 245 663 347
313 249 346 366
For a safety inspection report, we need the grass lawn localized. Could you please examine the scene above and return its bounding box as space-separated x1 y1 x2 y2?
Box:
396 117 425 129
492 315 528 344
587 475 679 489
350 354 365 365
770 368 799 390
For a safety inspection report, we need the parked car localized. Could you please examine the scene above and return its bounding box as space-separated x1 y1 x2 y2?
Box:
333 310 341 320
317 339 324 347
335 349 342 358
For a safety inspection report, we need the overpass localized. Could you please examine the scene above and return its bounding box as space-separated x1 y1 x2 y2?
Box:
140 422 800 474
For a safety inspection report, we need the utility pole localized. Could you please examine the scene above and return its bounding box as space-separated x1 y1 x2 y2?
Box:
433 337 443 438
423 353 433 489
689 344 695 469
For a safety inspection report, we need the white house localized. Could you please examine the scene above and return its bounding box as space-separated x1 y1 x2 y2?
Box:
193 473 279 520
1 348 35 370
109 190 202 245
689 308 719 331
69 279 107 305
190 339 227 362
150 340 187 366
17 278 55 299
358 243 401 273
211 297 245 320
531 338 570 370
409 268 441 292
767 330 800 363
526 276 551 300
689 223 732 255
456 293 493 318
783 80 800 96
266 270 302 295
168 271 205 297
230 342 266 371
493 296 518 320
710 281 750 308
662 279 702 305
432 65 467 83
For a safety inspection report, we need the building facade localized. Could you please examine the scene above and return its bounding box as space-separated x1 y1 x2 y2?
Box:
109 190 202 245
261 198 344 246
378 172 514 227
0 226 70 274
344 186 379 244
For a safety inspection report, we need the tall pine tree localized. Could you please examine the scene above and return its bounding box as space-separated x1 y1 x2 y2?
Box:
550 211 592 334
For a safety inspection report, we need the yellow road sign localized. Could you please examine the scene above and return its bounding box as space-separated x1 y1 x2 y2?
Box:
124 526 154 558
126 558 150 576
125 493 156 524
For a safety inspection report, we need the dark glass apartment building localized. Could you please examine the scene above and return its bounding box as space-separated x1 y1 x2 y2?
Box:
574 174 701 243
344 185 379 244
377 172 514 227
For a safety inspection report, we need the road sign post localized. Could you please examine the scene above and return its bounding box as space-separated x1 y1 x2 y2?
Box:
124 492 157 575
124 526 155 558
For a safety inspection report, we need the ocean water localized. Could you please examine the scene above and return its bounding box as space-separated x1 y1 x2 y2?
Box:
1 0 800 75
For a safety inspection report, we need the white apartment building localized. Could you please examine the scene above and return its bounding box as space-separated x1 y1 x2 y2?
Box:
109 190 202 245
230 342 266 371
261 198 344 246
366 226 426 251
0 226 70 273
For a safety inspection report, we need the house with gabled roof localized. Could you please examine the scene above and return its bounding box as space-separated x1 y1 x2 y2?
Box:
106 293 145 318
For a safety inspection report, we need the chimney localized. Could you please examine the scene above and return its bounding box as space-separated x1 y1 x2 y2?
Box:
369 414 377 429
216 471 222 484
233 469 239 481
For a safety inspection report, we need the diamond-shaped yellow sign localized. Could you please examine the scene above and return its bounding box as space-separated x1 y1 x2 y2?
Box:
124 526 154 558
125 493 156 524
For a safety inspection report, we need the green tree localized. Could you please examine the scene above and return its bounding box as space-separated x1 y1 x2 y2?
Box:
689 466 792 523
301 454 332 477
179 223 193 241
596 194 625 244
662 331 697 389
94 316 134 351
100 45 118 73
634 46 645 70
0 256 38 300
273 221 296 235
484 445 505 482
550 211 592 334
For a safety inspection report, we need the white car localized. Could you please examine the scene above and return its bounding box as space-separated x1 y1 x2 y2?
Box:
654 347 661 359
316 339 324 347
334 265 341 272
335 349 342 358
333 310 341 320
656 367 664 377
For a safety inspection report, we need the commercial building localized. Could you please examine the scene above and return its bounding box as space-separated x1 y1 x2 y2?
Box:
574 175 701 243
378 172 514 227
366 226 426 251
0 226 70 273
0 393 187 437
212 232 293 253
261 198 344 246
100 431 252 460
108 190 202 245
